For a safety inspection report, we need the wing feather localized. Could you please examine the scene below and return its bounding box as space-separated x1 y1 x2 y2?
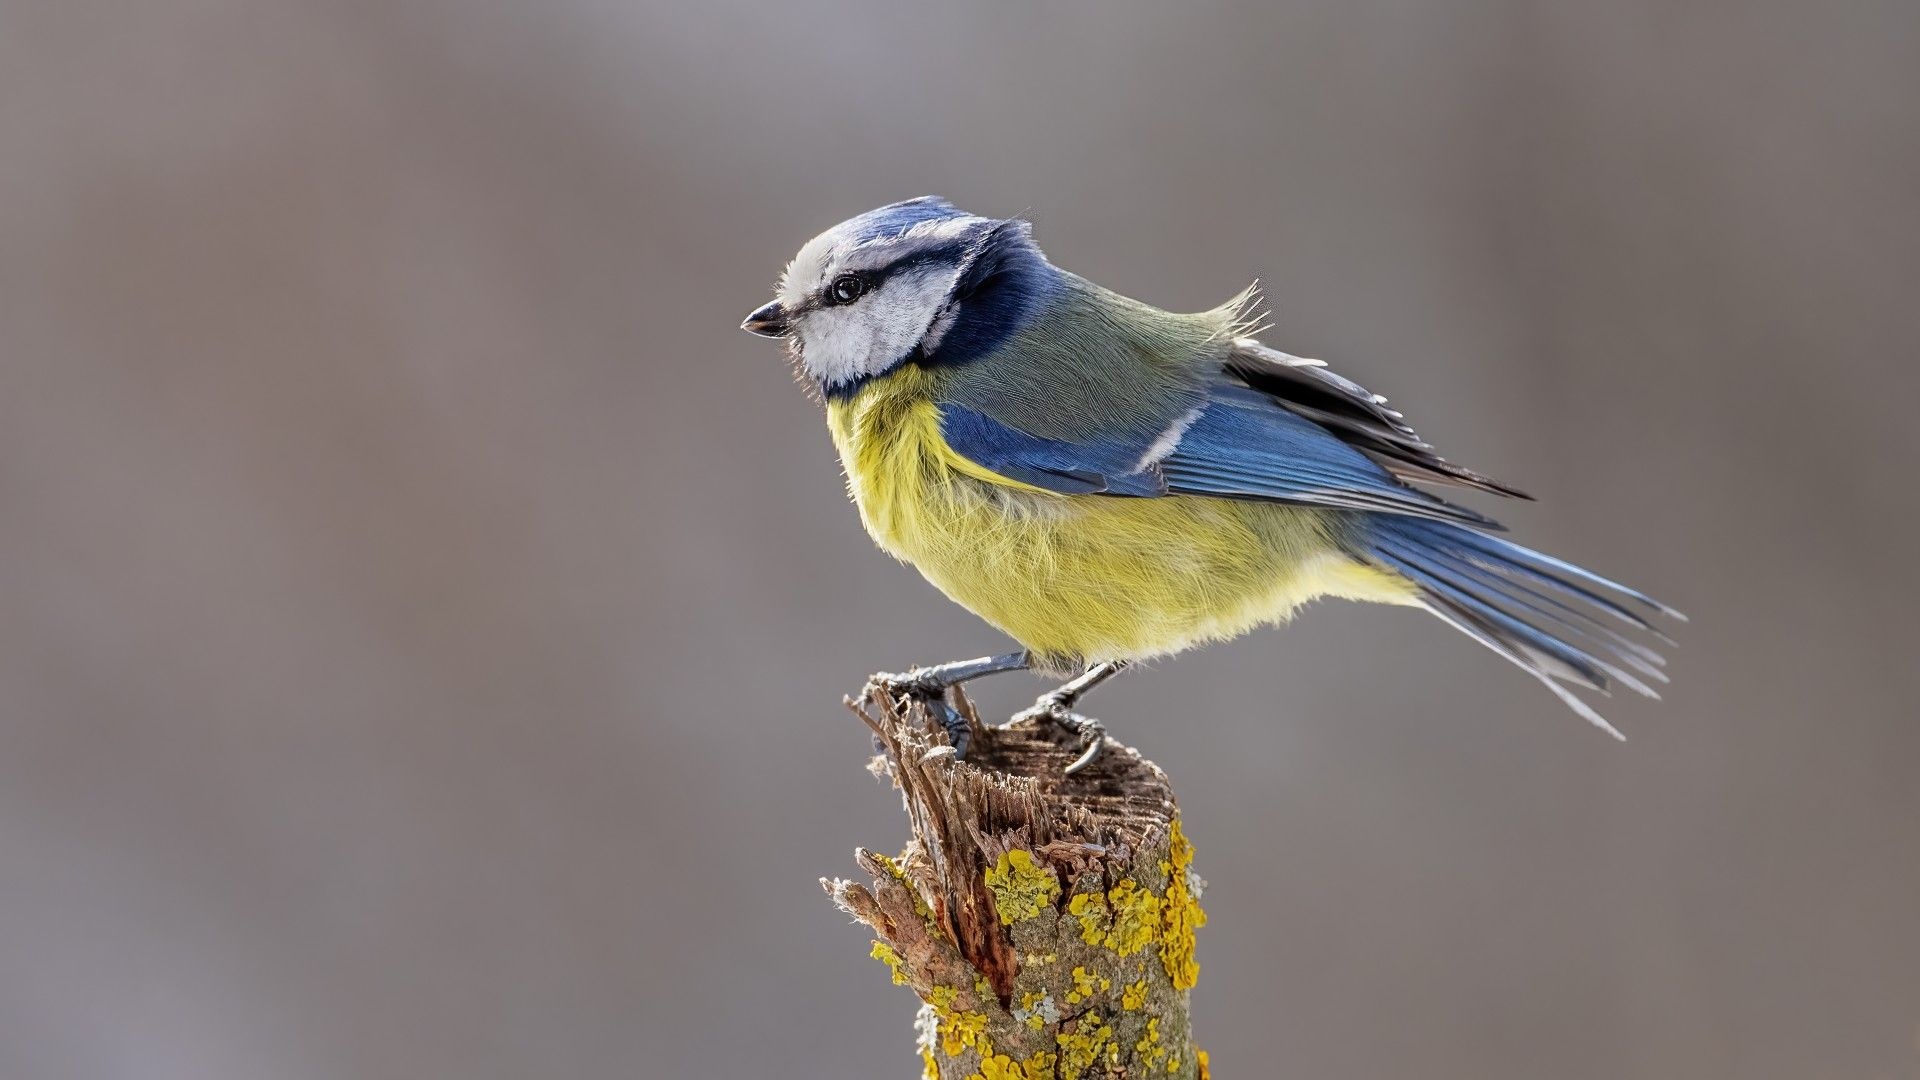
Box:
1224 338 1531 499
935 383 1503 528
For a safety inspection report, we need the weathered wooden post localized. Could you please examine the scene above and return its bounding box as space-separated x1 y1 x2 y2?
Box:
824 683 1211 1080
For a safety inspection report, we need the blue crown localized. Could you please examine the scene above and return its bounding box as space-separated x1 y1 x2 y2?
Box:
841 196 971 244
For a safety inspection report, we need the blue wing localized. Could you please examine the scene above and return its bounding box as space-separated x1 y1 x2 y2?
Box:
936 402 1163 496
936 382 1498 527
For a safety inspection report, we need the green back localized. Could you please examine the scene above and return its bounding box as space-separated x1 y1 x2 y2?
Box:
930 274 1239 444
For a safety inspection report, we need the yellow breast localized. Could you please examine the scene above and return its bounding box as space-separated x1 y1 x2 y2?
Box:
825 370 1415 668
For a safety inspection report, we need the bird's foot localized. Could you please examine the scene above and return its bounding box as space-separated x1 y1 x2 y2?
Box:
872 669 970 761
1009 691 1108 775
871 666 946 699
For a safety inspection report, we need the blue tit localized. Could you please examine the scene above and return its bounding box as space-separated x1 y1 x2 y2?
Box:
742 197 1679 769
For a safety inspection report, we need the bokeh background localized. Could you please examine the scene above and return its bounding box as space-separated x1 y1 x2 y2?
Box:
3 2 1917 1077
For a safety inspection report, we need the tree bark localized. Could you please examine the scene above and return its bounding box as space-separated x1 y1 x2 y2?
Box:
824 682 1211 1080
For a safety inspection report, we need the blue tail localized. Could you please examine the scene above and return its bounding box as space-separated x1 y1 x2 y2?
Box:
1360 516 1684 737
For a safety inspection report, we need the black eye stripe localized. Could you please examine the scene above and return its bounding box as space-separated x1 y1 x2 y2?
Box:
816 241 971 307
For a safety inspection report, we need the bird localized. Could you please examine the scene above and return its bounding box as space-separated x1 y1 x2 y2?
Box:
741 196 1680 771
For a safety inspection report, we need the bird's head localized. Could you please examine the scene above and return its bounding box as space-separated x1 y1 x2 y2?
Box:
741 197 1056 396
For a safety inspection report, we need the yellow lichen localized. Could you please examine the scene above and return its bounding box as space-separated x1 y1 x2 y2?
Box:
1068 879 1160 957
1106 879 1161 957
973 1053 1018 1080
1196 1048 1211 1079
1055 1012 1114 1080
1158 818 1208 990
1159 876 1206 990
922 1047 938 1080
1120 979 1149 1011
870 940 910 986
1167 817 1194 872
1134 1016 1167 1070
984 849 1061 924
1064 965 1112 1005
969 1049 1058 1080
941 1009 989 1057
923 986 990 1058
1067 891 1111 945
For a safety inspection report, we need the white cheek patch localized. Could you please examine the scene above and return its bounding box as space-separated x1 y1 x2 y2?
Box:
796 264 962 389
864 266 961 359
796 309 869 388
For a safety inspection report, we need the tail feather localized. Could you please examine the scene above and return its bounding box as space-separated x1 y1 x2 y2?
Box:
1421 548 1671 681
1373 545 1616 692
1442 528 1687 624
1363 517 1679 737
1416 588 1629 740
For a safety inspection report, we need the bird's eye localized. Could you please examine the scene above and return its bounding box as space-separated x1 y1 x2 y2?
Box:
829 274 867 304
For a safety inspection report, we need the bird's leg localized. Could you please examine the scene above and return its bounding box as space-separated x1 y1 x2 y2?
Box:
1010 660 1131 774
876 651 1033 697
873 651 1031 760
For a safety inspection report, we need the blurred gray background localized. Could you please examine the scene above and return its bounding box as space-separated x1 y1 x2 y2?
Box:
2 2 1917 1077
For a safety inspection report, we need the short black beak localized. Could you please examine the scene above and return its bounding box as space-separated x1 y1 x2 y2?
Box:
740 300 789 338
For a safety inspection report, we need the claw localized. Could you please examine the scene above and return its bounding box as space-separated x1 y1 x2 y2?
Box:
1064 727 1107 775
1011 698 1107 774
1053 710 1106 774
934 698 971 760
